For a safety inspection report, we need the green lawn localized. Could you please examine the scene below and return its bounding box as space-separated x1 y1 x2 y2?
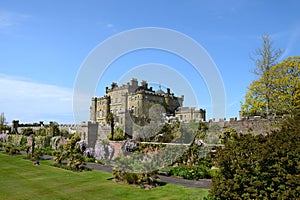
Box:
0 152 209 200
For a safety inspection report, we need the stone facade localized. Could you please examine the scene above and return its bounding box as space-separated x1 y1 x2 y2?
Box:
207 116 282 136
90 78 185 134
59 122 111 147
175 107 206 122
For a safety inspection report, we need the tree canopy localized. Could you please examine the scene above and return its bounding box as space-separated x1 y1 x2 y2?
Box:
209 113 300 199
241 56 300 117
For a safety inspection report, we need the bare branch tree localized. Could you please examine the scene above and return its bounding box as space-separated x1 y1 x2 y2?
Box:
250 34 283 75
249 35 283 131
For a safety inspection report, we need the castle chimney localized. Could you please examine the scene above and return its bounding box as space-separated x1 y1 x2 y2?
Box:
167 88 170 94
131 78 138 88
141 80 148 89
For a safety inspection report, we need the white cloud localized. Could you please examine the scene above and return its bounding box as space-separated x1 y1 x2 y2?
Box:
0 74 74 123
0 10 30 33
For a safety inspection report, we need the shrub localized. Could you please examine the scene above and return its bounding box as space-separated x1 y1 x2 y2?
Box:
85 157 96 162
3 143 20 155
35 136 51 149
108 126 126 141
20 136 27 150
7 135 25 146
112 169 161 188
169 165 214 180
43 146 54 156
210 114 300 199
51 163 91 172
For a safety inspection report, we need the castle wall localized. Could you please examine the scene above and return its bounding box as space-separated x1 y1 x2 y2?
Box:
208 117 282 135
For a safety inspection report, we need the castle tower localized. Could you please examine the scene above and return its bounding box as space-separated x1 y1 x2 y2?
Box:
90 97 97 122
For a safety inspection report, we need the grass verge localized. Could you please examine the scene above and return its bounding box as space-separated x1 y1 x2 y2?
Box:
0 152 209 200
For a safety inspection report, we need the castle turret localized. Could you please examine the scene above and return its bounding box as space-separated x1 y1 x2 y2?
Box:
90 97 97 122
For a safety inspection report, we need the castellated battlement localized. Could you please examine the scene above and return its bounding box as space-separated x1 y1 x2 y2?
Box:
206 116 283 136
105 78 139 93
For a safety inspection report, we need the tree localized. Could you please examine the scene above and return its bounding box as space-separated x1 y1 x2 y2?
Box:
64 133 85 170
242 35 283 118
107 112 115 140
218 128 238 144
250 35 283 76
209 114 300 199
241 56 300 117
22 128 35 136
0 112 7 133
49 121 60 137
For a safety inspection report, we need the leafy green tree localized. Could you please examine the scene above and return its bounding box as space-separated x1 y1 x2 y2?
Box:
22 128 35 136
241 56 300 117
210 115 300 199
35 128 48 136
242 35 283 118
218 128 238 144
60 129 72 138
49 121 60 137
65 133 85 170
197 121 209 139
108 126 125 141
0 112 7 133
53 145 66 164
107 112 115 140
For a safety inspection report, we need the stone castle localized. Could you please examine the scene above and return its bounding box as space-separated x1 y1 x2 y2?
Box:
6 78 282 148
90 78 206 135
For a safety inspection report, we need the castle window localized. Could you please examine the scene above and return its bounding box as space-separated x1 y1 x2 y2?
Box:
99 110 104 117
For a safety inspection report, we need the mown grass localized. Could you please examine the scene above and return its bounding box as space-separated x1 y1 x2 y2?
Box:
0 152 209 200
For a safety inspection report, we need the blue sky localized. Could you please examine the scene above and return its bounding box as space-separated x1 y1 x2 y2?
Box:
1 0 300 124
